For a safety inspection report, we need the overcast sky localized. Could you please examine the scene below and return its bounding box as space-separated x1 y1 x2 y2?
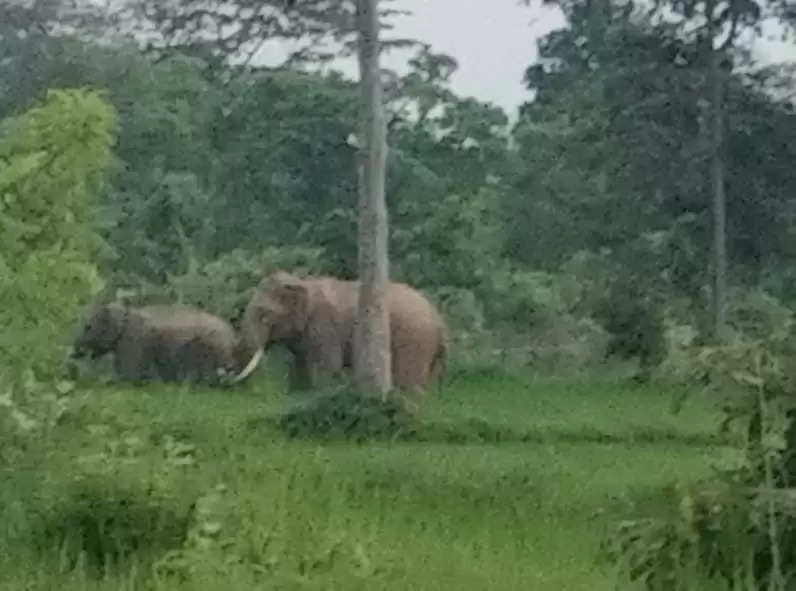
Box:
258 0 796 118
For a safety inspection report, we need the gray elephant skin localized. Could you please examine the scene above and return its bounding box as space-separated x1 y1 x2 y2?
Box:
233 271 448 393
70 302 250 385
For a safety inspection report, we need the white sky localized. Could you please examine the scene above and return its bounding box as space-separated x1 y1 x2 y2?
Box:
255 0 796 118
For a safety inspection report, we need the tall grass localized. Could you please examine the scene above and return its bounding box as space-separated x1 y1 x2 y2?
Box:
0 370 733 590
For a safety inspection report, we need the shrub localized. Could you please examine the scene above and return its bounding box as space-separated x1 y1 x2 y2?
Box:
725 287 794 343
482 268 578 329
164 246 325 326
592 279 666 379
2 385 234 582
391 188 504 291
611 484 796 591
106 245 325 327
613 331 796 590
276 386 419 441
0 88 117 385
529 314 611 373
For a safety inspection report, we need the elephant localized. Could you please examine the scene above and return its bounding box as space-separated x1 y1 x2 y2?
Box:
231 270 448 393
70 301 251 385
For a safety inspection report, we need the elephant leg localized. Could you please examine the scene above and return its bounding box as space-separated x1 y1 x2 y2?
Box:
152 337 196 384
156 345 182 382
306 342 344 390
342 339 353 369
392 340 432 393
114 336 155 384
288 352 313 392
176 338 216 384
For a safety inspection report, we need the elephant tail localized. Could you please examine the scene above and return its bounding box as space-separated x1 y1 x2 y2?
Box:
432 328 448 393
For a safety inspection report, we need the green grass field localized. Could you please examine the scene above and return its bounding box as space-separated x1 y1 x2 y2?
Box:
0 369 738 590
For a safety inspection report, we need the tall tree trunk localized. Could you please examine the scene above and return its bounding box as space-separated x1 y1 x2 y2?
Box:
707 0 728 343
353 0 392 397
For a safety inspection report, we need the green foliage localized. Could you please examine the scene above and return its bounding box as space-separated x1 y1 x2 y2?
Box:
2 3 796 589
392 188 504 290
593 281 666 376
613 317 796 590
163 246 326 325
0 88 117 261
725 288 795 343
0 88 117 383
0 1 794 390
484 267 577 328
611 484 778 591
510 0 796 315
34 476 192 577
1 375 725 590
277 386 418 441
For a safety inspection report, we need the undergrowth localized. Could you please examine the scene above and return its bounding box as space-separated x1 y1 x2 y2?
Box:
610 333 796 591
1 370 730 590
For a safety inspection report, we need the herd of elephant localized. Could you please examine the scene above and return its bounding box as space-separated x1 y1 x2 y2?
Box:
70 271 448 394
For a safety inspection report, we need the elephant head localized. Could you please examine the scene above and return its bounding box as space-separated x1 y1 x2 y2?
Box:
230 271 309 383
70 301 129 360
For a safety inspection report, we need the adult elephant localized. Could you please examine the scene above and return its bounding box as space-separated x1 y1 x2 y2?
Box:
70 301 251 385
232 271 447 393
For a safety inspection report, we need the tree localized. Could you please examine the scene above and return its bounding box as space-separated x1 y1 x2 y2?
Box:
514 0 796 333
384 45 511 291
0 0 415 73
643 0 794 342
513 2 705 272
353 0 391 397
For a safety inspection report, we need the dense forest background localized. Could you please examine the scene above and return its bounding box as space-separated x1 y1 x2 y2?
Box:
5 4 796 389
3 0 796 381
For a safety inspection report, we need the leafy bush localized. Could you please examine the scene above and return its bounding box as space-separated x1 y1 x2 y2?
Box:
592 280 666 379
0 371 74 467
655 321 701 382
725 287 794 343
391 188 504 290
1 381 243 583
559 246 676 378
482 268 579 329
276 386 419 441
0 88 117 385
101 246 325 327
613 330 796 590
529 315 611 373
560 249 623 316
430 287 486 334
164 246 326 326
34 476 191 577
612 483 796 591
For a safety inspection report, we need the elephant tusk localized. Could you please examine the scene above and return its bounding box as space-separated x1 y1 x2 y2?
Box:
231 348 263 384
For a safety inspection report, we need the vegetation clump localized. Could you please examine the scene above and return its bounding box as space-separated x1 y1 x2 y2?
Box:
34 480 191 578
612 329 796 590
276 387 419 441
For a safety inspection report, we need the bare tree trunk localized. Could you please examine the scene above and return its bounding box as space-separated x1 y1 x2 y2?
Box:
353 0 392 397
707 1 728 344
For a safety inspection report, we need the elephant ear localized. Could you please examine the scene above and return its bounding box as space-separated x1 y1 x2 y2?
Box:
260 270 311 329
104 301 129 329
275 282 309 320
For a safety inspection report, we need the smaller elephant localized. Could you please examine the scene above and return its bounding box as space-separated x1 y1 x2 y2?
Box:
232 271 448 394
70 301 250 385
